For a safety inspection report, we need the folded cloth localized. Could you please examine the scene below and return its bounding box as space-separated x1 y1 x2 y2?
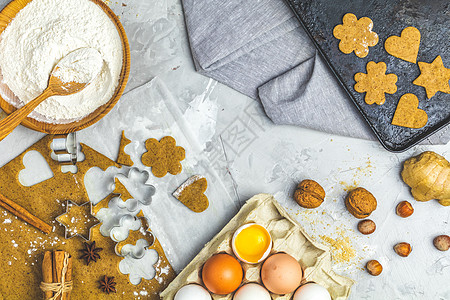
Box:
181 0 449 145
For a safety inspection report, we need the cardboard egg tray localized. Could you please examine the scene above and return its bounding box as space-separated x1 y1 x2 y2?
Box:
161 194 354 300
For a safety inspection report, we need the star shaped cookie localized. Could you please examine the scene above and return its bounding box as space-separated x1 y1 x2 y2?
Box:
354 61 398 105
413 55 450 99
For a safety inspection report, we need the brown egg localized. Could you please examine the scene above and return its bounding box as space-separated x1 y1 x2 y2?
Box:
202 253 243 295
261 253 303 294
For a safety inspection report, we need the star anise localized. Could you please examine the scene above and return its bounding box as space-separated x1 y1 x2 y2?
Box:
79 241 103 265
99 275 117 294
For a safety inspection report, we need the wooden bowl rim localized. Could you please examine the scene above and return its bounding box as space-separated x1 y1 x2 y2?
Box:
0 0 130 134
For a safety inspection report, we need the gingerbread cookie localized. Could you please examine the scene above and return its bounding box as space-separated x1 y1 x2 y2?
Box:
141 136 185 178
173 175 208 213
354 61 398 105
392 93 428 129
333 13 379 58
413 55 450 99
385 27 421 64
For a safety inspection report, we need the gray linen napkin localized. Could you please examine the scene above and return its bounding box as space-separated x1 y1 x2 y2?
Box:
181 0 450 145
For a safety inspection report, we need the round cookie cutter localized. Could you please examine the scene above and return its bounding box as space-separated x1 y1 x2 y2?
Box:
0 0 130 134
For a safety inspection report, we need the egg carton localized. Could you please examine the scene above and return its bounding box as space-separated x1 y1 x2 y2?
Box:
161 193 354 300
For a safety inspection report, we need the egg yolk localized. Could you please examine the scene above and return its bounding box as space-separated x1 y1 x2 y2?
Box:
234 225 271 263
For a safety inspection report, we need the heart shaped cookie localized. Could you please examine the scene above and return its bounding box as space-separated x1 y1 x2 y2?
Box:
173 175 208 213
392 93 428 128
385 27 421 63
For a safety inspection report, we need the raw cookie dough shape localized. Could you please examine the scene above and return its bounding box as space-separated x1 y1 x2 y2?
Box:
117 131 133 166
141 136 185 178
56 200 100 240
354 61 398 105
0 135 175 299
384 27 421 63
413 55 450 99
333 13 379 58
173 175 209 213
392 93 428 129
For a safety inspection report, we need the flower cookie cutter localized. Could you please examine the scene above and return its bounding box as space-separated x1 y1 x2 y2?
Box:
111 215 154 259
112 167 156 209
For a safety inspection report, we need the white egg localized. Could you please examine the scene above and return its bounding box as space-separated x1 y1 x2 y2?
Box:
174 284 212 300
293 283 331 300
233 283 271 300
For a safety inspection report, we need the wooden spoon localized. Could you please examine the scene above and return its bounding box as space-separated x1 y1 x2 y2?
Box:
0 48 103 141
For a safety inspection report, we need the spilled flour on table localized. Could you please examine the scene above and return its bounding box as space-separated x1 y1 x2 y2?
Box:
183 79 218 149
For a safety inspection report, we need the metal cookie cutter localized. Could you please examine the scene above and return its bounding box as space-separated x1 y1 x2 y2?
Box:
51 132 77 165
56 199 100 241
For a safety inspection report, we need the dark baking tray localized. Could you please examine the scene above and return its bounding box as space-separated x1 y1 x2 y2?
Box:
285 0 450 152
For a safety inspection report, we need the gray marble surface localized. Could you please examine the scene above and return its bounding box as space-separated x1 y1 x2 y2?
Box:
0 0 449 299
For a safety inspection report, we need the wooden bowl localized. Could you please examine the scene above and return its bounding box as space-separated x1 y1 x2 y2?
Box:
0 0 130 134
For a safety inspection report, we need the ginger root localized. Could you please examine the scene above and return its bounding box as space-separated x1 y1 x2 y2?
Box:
401 151 450 206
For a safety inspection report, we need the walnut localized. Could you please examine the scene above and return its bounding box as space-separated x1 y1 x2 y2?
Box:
345 187 377 219
293 180 325 209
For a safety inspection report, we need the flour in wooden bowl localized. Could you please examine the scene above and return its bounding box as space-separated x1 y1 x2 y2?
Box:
0 0 123 123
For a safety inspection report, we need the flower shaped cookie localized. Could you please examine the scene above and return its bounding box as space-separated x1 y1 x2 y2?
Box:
333 13 379 58
354 61 398 105
141 136 185 178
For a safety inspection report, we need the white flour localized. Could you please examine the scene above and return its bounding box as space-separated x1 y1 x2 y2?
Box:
52 48 103 84
0 0 123 123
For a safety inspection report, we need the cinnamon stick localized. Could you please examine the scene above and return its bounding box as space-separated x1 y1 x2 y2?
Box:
42 251 53 299
0 192 52 234
42 250 73 300
53 251 64 300
65 256 72 300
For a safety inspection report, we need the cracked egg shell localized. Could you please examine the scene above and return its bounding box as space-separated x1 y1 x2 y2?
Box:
231 223 272 264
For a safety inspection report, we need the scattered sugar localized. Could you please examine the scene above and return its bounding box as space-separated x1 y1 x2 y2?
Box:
3 219 11 224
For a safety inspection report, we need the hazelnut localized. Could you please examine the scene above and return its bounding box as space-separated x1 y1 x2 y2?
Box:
433 235 450 251
396 201 414 218
366 260 382 276
394 242 412 257
294 179 325 208
357 219 376 235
